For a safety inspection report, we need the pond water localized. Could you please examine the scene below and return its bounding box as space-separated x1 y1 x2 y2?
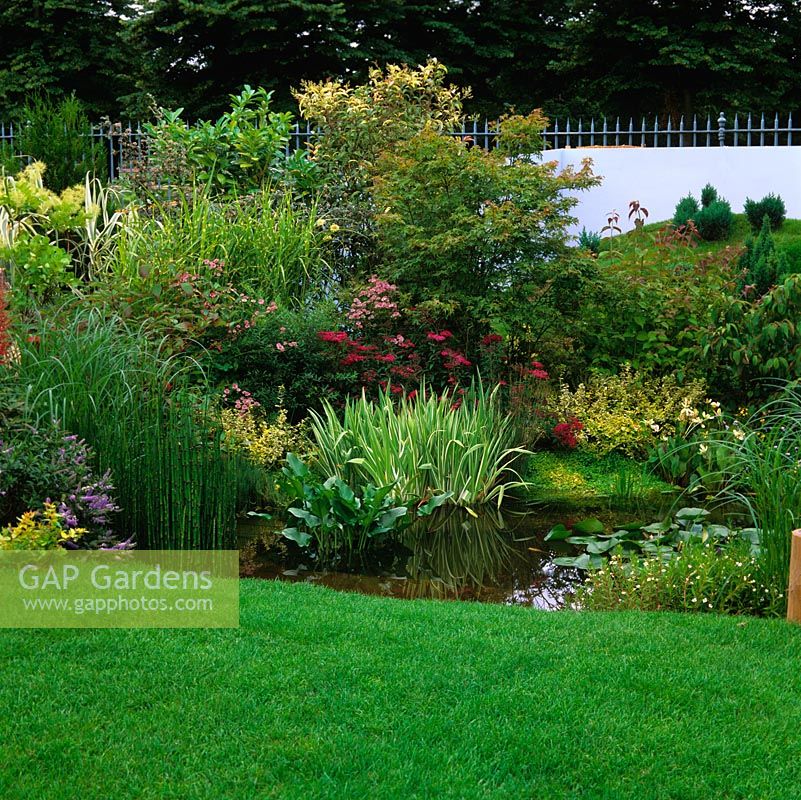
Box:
239 505 669 608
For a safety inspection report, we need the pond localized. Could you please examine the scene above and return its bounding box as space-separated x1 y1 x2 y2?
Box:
238 504 673 609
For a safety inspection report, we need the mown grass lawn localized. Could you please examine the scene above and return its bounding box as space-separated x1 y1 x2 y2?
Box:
2 580 801 800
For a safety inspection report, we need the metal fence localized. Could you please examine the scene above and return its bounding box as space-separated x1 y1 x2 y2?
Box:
2 112 800 180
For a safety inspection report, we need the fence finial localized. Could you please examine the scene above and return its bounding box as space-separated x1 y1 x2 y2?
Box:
717 112 726 146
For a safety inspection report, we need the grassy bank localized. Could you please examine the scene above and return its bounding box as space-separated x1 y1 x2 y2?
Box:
2 581 801 799
603 213 801 261
526 450 675 508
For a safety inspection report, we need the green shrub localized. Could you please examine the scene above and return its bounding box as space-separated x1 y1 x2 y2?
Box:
738 215 790 296
672 186 732 241
0 232 75 309
12 95 107 192
577 227 601 254
545 366 707 457
372 116 599 349
295 60 469 277
210 303 345 418
581 224 736 382
694 198 733 241
703 273 801 401
127 86 316 197
672 194 699 228
700 183 718 207
744 193 786 231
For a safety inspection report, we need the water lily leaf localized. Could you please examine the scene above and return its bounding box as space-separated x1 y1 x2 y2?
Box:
554 553 604 570
675 507 710 523
545 523 572 541
586 538 620 554
553 555 589 568
566 535 603 545
613 522 646 532
642 521 671 535
739 528 761 545
572 518 605 535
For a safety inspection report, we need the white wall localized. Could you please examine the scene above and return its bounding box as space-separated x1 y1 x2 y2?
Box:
547 146 801 237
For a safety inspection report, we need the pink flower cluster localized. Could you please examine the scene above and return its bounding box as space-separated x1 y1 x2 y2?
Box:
347 276 401 329
385 334 415 349
427 330 453 343
223 383 261 415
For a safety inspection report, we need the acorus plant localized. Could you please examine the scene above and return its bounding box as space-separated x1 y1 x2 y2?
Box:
308 383 529 512
10 308 260 549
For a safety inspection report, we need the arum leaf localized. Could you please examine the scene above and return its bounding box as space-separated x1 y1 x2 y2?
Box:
280 527 312 547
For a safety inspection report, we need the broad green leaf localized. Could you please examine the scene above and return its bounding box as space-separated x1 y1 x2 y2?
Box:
545 523 572 541
279 527 312 547
572 518 605 535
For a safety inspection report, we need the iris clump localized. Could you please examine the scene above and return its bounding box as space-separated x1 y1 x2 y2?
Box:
308 383 529 511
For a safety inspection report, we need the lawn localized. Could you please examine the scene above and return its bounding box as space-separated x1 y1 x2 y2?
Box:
2 580 801 800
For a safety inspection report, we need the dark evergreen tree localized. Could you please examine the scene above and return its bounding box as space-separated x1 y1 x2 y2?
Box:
0 0 132 117
550 0 800 119
123 0 351 117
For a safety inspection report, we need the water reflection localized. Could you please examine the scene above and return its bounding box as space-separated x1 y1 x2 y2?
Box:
238 507 589 608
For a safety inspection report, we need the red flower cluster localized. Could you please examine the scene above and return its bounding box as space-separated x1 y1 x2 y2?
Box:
524 359 549 380
553 417 583 449
340 352 367 366
427 330 453 343
481 333 503 346
318 330 349 343
440 348 472 369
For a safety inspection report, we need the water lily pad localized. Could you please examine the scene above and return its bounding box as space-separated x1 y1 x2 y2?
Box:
545 523 572 541
675 507 710 523
572 518 605 535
